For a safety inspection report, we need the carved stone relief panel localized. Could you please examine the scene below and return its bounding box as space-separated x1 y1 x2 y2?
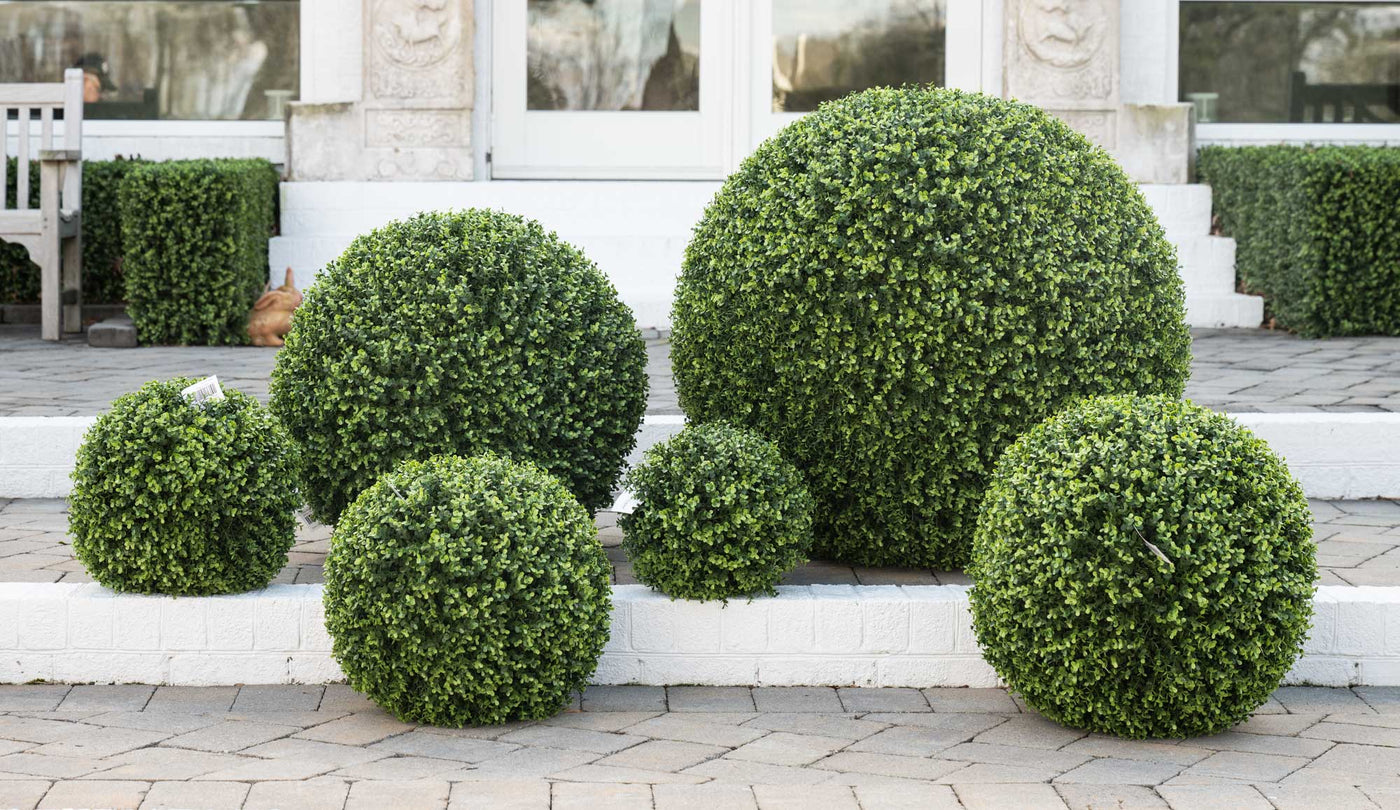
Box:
367 0 473 106
1004 0 1118 109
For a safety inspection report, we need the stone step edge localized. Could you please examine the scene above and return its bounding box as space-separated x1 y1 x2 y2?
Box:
0 583 1389 688
4 413 1397 500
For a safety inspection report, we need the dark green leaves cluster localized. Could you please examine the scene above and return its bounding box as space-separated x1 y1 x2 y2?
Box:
672 86 1191 569
323 454 612 726
1 157 142 305
270 208 648 524
969 395 1316 739
621 423 813 601
1199 145 1400 337
120 158 278 344
68 378 299 595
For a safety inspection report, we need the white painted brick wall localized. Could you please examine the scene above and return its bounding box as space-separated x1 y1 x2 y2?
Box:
0 583 1398 687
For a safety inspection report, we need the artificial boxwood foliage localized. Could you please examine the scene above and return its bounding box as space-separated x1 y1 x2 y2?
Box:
270 209 647 524
672 86 1191 569
620 422 813 601
1 157 141 305
1198 145 1400 337
323 454 612 726
67 378 299 595
969 395 1316 739
120 158 278 344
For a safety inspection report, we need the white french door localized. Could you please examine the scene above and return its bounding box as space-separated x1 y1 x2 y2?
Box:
492 0 986 179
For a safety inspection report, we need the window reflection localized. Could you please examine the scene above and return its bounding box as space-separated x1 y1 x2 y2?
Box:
772 0 945 113
527 0 701 111
0 1 299 121
1180 2 1400 124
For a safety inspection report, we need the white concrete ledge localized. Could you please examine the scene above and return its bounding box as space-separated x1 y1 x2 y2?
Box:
6 413 1400 500
0 582 1394 688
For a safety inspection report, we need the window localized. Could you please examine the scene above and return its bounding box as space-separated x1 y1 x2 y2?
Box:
1180 1 1400 124
0 1 299 121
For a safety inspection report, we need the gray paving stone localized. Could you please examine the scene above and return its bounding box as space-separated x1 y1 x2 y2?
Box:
682 757 836 785
345 779 451 810
970 714 1087 750
194 755 339 782
751 689 844 714
956 783 1069 810
547 763 710 784
139 780 246 810
293 711 415 746
30 725 169 759
144 686 238 713
552 782 652 810
1056 784 1169 810
1358 688 1400 714
1306 742 1400 778
815 751 966 782
1275 686 1377 714
57 685 153 712
751 783 859 809
497 725 646 754
543 711 662 732
448 780 551 809
836 688 928 713
727 732 848 767
39 780 147 810
935 762 1062 783
464 746 600 779
86 748 247 780
232 685 326 713
1179 750 1310 782
330 755 469 781
1156 784 1274 809
1258 783 1381 810
369 729 518 763
1054 757 1184 785
581 685 667 712
624 715 768 748
243 777 352 810
1301 720 1400 747
667 687 756 713
0 781 48 810
0 752 105 779
0 687 70 712
1195 730 1334 758
80 711 221 735
0 716 93 744
940 741 1090 773
161 719 299 753
241 737 392 767
1231 713 1325 736
922 688 1020 713
743 713 888 741
852 783 964 810
652 783 757 810
596 739 727 772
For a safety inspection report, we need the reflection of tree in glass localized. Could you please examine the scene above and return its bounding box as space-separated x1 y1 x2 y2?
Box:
1179 3 1400 124
526 0 700 111
772 0 945 112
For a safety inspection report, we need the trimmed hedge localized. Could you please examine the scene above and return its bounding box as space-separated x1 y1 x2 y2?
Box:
1198 145 1400 337
270 209 648 524
672 86 1192 569
120 158 279 344
0 157 141 306
68 378 300 595
324 454 612 726
620 423 813 601
969 395 1316 739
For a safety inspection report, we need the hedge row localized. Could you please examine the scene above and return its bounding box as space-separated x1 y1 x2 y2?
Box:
1198 145 1400 337
121 158 280 345
1 157 141 305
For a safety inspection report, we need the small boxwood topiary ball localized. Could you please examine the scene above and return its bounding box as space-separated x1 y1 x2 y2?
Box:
672 87 1191 568
969 395 1317 739
620 422 813 601
271 209 648 524
324 453 612 726
68 378 299 595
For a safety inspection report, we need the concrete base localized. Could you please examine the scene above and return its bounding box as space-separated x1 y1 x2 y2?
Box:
87 317 137 349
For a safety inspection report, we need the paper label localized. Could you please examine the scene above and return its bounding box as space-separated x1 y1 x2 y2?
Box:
181 375 226 406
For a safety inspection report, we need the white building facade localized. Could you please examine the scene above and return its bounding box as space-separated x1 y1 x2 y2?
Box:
5 0 1400 328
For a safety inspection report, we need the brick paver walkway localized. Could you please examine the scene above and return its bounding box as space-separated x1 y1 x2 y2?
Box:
4 497 1397 588
0 684 1395 809
3 326 1400 416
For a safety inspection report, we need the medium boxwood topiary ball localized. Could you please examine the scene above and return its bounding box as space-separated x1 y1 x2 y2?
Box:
68 378 299 595
324 454 612 726
672 87 1191 568
271 209 648 524
969 395 1316 739
620 422 813 601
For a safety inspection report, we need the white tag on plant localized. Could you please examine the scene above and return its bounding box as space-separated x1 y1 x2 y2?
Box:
181 375 226 406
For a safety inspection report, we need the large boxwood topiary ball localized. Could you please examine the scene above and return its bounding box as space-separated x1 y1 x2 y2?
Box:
68 378 299 595
271 209 648 523
969 395 1316 739
620 422 813 601
672 87 1191 568
324 454 612 726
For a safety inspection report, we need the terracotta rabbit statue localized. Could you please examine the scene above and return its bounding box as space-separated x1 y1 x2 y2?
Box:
248 267 303 347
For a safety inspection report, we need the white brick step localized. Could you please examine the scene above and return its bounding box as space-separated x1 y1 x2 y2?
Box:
1186 292 1264 329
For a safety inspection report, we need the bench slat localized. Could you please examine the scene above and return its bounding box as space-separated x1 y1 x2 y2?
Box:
0 84 66 105
15 109 28 210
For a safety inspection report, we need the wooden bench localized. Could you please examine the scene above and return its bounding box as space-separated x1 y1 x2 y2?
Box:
1289 70 1400 124
0 69 83 341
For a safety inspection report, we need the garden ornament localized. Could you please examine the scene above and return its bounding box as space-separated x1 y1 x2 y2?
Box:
248 267 302 347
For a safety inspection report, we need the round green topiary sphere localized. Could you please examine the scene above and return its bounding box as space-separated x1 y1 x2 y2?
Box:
324 453 612 726
270 209 648 524
620 422 813 601
68 378 299 595
672 87 1191 568
969 395 1316 739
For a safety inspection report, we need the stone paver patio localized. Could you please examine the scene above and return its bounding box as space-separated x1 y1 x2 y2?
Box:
3 326 1400 417
0 683 1395 809
2 497 1397 587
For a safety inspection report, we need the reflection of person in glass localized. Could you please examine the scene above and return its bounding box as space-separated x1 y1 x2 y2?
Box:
73 53 115 104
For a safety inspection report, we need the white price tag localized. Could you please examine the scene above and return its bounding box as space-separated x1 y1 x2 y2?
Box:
181 375 226 406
